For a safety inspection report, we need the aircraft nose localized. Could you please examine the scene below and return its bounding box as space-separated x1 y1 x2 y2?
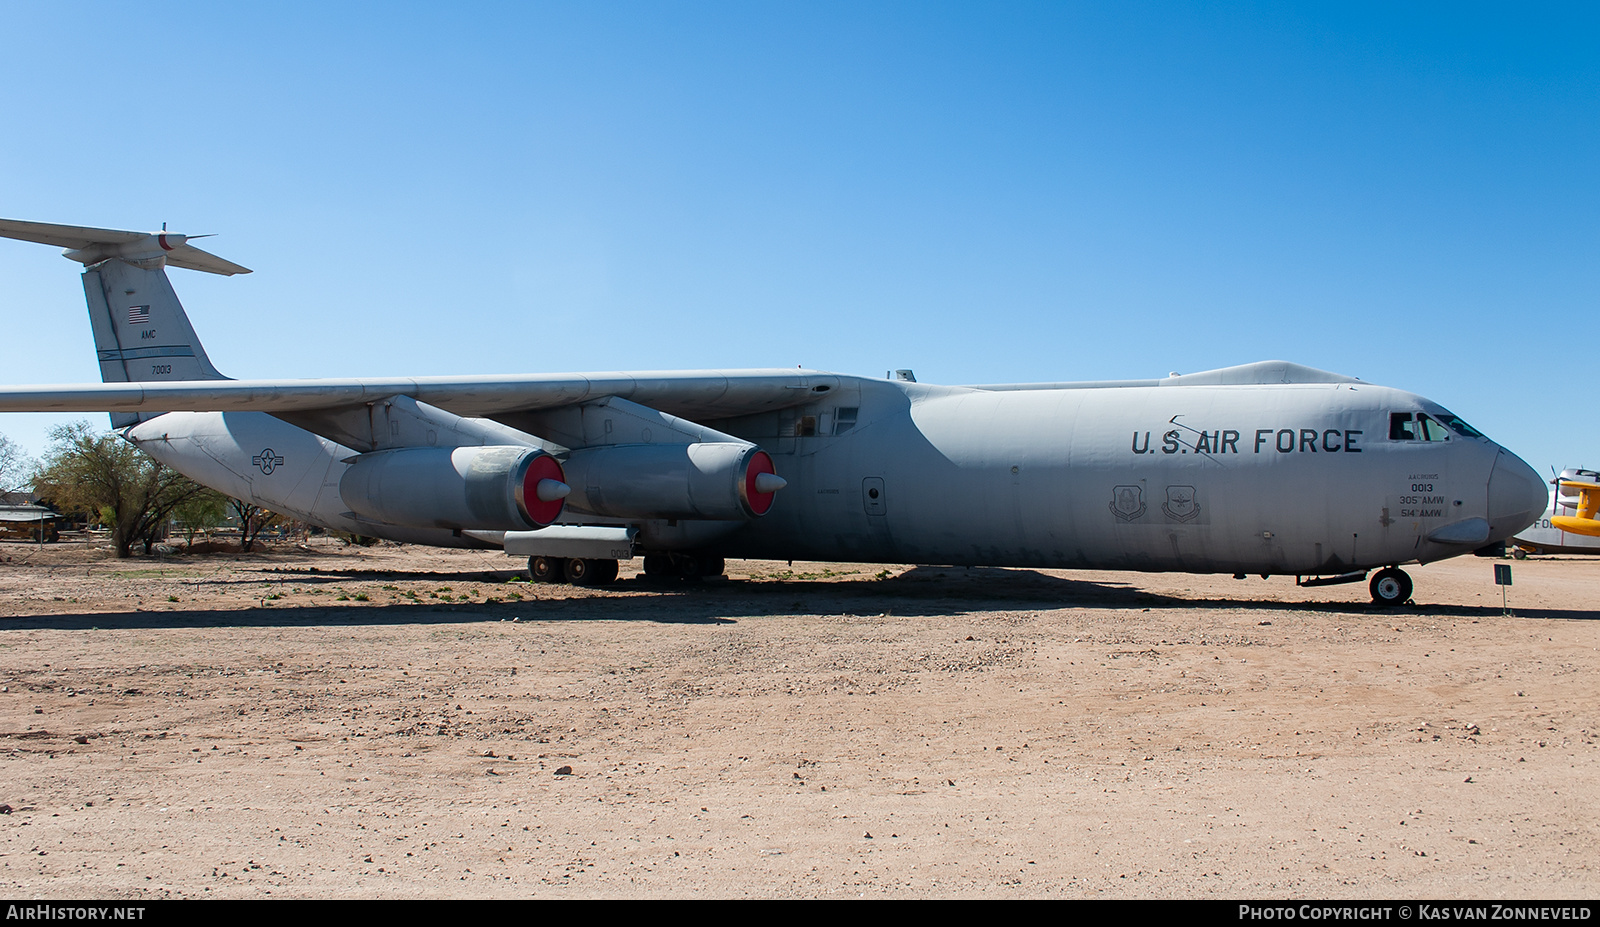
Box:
1486 450 1548 542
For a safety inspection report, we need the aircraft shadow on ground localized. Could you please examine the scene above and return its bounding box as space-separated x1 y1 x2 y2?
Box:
1 597 737 632
5 565 1595 630
816 566 1600 622
196 566 526 588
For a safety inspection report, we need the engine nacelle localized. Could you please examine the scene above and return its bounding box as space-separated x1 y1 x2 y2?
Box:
563 442 784 521
339 445 568 530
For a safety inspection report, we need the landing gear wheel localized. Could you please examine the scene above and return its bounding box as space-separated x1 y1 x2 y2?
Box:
640 553 722 581
674 552 725 581
562 558 618 586
642 555 677 579
529 556 564 583
564 557 597 585
1512 548 1527 560
1369 567 1412 606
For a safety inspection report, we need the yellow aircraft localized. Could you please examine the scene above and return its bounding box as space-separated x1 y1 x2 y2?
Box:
1551 478 1600 537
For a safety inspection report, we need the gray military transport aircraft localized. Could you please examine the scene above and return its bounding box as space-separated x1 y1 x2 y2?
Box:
0 218 1548 605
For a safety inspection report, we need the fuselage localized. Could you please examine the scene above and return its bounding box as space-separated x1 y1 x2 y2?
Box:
128 372 1547 576
0 226 1547 585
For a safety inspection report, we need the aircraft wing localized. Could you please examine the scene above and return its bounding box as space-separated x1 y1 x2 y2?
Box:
0 370 841 421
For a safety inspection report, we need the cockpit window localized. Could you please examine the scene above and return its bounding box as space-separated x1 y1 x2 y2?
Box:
1419 415 1451 442
1434 411 1484 439
1389 412 1454 442
1558 469 1600 500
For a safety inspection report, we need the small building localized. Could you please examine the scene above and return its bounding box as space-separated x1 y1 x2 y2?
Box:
0 503 60 542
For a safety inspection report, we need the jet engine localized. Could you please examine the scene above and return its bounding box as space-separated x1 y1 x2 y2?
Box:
562 442 785 521
340 445 569 530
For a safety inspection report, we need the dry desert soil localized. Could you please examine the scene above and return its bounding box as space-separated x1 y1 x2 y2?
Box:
0 537 1596 899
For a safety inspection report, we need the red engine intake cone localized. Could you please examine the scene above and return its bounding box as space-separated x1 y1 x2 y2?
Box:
520 453 569 526
742 450 780 516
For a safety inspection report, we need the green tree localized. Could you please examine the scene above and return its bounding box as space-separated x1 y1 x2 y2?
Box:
172 488 230 546
0 434 33 496
229 497 283 552
31 421 213 558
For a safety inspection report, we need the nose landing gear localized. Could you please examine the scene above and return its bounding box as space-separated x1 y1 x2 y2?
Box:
1369 567 1413 606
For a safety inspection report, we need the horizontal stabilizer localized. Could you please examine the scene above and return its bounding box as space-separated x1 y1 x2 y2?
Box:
0 218 251 275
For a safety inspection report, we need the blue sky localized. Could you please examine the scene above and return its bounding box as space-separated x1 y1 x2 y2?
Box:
1 1 1595 475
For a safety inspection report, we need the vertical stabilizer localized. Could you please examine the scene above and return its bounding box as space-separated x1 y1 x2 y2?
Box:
0 218 245 428
83 260 228 426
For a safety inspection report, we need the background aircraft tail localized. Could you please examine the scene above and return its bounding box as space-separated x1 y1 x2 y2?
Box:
0 218 246 427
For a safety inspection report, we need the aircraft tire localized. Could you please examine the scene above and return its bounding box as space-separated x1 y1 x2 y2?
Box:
592 558 619 584
564 557 599 585
1369 568 1412 606
1512 548 1527 560
529 556 566 583
669 552 723 580
642 555 677 578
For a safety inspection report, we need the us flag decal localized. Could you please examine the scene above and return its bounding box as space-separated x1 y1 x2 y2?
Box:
128 305 151 324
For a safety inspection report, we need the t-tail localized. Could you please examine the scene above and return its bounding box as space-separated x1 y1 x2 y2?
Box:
0 218 247 427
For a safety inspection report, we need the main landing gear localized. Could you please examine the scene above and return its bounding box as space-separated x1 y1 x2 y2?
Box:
1368 567 1413 607
642 552 725 581
527 556 619 587
526 552 727 585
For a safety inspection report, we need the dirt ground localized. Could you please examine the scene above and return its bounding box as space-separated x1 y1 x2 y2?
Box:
0 536 1596 899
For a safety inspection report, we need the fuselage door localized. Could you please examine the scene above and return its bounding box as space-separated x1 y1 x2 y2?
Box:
862 477 887 516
